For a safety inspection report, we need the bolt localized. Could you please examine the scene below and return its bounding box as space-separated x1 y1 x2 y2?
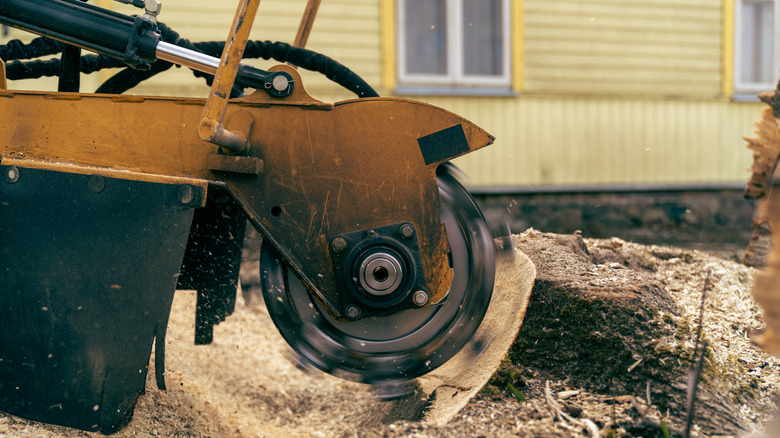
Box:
412 290 429 307
272 74 290 92
178 185 195 205
400 223 415 239
331 236 348 253
88 175 105 193
345 305 361 320
4 166 19 184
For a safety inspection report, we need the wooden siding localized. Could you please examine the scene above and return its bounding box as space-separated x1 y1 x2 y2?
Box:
523 0 724 98
439 96 761 188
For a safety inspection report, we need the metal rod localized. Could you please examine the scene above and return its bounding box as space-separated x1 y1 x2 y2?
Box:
293 0 321 48
0 58 7 89
155 41 220 76
198 0 262 154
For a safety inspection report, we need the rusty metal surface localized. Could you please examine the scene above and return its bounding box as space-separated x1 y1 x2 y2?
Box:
0 66 493 316
0 163 199 433
0 158 209 206
293 0 322 48
0 58 6 89
198 0 261 153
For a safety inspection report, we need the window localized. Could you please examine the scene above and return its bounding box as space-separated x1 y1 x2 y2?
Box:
397 0 511 91
735 0 780 93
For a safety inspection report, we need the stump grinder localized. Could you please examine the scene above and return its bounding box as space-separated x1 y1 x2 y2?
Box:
0 0 526 433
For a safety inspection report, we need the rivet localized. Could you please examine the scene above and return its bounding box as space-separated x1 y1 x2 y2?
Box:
4 166 19 184
88 175 105 193
178 185 195 205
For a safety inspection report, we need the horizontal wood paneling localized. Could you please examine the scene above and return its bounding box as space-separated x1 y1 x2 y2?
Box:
523 0 723 97
429 96 762 188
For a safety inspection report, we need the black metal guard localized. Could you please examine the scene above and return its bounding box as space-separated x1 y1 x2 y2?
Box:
0 165 200 433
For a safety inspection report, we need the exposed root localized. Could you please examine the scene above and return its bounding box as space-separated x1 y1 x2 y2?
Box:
543 381 600 437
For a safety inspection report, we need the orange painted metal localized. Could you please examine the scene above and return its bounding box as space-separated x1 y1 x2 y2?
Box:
0 58 6 89
0 66 493 317
293 0 322 48
198 0 261 153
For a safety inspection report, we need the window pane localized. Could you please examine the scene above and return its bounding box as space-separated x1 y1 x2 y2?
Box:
404 0 448 75
462 0 504 76
740 0 775 84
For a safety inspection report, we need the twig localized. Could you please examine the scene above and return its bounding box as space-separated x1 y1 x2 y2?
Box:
684 270 711 438
646 380 652 407
543 381 599 438
630 397 701 438
691 270 711 356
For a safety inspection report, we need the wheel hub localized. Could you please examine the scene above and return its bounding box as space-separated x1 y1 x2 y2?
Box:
260 166 496 383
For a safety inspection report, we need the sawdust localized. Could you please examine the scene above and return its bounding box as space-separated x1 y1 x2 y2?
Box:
1 232 779 437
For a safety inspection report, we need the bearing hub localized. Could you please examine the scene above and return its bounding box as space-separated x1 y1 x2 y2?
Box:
328 222 429 318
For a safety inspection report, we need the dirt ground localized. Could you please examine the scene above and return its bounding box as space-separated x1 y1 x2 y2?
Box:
0 231 778 437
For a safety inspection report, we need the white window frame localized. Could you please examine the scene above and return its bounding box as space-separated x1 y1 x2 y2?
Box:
734 0 780 94
396 0 511 89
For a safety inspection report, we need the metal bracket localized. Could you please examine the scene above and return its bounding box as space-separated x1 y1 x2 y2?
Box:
0 57 6 89
329 222 430 320
114 0 162 22
197 0 260 153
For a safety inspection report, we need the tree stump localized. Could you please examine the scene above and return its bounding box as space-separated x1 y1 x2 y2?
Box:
499 230 768 435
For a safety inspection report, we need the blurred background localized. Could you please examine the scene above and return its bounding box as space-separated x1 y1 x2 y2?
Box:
3 0 777 255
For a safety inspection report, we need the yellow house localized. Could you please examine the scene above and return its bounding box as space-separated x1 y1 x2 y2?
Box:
1 0 773 189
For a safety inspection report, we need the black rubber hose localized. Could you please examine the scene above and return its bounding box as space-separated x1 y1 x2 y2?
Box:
196 40 379 98
0 37 63 61
1 24 379 98
94 58 174 94
98 23 378 97
5 53 125 80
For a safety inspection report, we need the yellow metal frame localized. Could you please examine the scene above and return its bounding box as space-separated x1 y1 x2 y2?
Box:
198 0 261 152
0 66 493 316
0 58 6 89
380 0 396 91
512 0 524 93
2 158 209 206
293 0 322 48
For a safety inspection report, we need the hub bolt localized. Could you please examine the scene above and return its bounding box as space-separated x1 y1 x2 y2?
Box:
412 290 429 307
345 305 361 320
331 236 348 253
399 223 415 239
